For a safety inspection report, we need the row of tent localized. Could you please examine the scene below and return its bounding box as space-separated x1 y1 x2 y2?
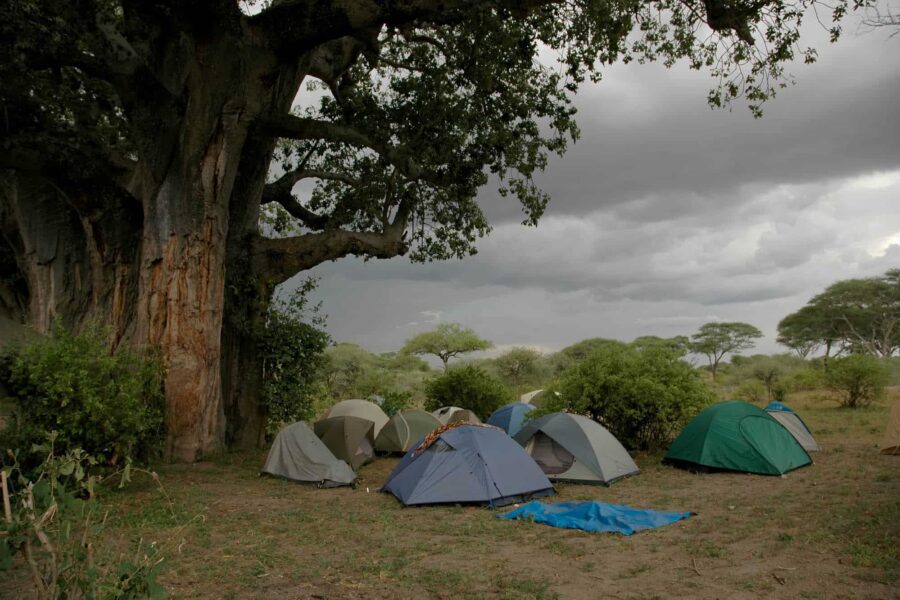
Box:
263 396 899 505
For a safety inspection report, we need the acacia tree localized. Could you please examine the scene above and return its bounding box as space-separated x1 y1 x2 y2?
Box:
778 270 900 364
690 322 763 380
493 346 542 389
0 0 853 460
401 323 492 371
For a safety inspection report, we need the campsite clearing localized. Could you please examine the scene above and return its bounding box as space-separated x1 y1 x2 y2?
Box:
3 392 897 599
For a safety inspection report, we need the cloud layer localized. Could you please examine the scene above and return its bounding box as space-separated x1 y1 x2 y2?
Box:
296 25 900 357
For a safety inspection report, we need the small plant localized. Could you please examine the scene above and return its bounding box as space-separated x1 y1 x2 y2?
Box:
825 355 889 408
0 321 164 466
0 435 166 599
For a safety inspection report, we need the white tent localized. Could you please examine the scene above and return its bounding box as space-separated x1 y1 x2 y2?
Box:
261 422 356 487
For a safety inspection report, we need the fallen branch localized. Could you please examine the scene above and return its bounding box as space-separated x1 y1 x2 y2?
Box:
1 471 10 523
772 572 786 585
692 557 702 576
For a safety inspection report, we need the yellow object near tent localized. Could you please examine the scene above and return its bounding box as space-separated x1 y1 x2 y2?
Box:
881 401 900 455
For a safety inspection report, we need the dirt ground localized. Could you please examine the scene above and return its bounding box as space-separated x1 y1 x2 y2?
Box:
6 391 899 599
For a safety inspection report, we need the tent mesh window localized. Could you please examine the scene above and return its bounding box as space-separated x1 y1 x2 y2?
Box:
531 432 574 474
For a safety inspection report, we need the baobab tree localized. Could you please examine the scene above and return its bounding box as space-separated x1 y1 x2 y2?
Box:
0 0 853 460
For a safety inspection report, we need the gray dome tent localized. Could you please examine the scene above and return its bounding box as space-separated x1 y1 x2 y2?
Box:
314 415 376 470
261 422 356 487
514 413 639 485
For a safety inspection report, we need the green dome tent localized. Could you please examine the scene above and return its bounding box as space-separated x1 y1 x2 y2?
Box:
375 410 442 454
665 401 812 475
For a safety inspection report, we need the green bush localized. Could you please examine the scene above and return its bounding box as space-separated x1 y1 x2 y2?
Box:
559 345 715 451
259 293 331 431
734 380 767 404
0 322 164 464
825 355 890 408
379 390 413 416
424 366 512 418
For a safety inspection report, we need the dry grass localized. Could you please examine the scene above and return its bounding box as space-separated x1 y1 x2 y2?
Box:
5 389 899 599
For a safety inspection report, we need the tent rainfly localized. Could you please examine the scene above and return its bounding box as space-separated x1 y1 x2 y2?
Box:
314 416 376 470
514 412 639 485
443 408 481 425
261 422 356 487
882 401 900 456
324 399 389 437
665 401 812 475
432 406 464 424
764 402 820 452
381 424 554 506
375 410 442 454
487 402 536 437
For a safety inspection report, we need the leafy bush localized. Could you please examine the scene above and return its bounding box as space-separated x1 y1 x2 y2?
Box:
825 355 889 408
0 322 164 465
424 366 512 418
1 436 166 598
559 345 715 451
378 390 413 416
735 380 767 404
259 291 331 430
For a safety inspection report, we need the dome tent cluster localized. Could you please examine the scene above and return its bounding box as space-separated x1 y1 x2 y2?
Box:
260 391 830 504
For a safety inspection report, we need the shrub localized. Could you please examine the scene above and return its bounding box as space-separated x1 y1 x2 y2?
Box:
0 322 164 465
424 366 512 418
258 290 331 431
825 355 890 408
559 345 715 451
1 436 166 598
379 390 413 416
735 380 767 404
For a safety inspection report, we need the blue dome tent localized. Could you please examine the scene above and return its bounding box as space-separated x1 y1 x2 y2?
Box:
487 403 536 436
381 424 554 506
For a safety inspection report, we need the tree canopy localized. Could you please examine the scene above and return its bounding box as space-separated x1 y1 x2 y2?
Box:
0 0 862 459
690 322 763 380
777 269 900 360
401 323 492 370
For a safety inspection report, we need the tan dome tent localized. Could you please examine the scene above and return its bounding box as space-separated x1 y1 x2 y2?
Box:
882 400 900 455
324 399 389 437
444 408 481 425
375 410 441 454
432 406 464 424
764 402 820 452
519 389 545 406
261 422 356 487
514 413 639 485
314 416 376 470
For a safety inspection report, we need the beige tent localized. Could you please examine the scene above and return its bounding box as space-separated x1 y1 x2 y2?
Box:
324 399 389 437
881 401 900 455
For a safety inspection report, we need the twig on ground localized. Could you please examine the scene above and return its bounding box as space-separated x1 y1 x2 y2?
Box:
772 572 787 585
692 557 702 576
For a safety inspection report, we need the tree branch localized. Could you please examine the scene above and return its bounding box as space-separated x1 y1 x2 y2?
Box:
254 196 412 284
261 168 361 230
260 114 452 185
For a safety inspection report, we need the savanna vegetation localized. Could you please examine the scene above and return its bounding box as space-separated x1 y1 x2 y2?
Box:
1 0 897 594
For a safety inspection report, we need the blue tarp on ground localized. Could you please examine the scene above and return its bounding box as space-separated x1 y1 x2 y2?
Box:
498 501 693 535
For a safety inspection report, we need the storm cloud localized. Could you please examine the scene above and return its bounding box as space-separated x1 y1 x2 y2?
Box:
295 23 900 357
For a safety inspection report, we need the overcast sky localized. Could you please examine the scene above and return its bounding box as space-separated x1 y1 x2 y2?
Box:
291 20 900 360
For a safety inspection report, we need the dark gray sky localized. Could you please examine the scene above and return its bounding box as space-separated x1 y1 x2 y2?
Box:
291 22 900 358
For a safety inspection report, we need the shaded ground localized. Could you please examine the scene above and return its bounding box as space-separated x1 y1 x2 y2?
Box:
6 391 899 599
